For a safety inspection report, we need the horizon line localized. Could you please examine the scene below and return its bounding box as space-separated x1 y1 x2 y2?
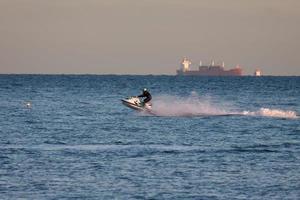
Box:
0 73 299 77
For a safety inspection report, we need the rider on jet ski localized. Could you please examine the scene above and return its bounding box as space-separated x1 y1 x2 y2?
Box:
138 88 152 106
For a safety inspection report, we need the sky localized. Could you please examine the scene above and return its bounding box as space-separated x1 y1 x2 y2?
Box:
0 0 299 75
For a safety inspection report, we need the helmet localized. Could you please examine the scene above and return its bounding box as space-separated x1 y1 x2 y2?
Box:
143 88 147 92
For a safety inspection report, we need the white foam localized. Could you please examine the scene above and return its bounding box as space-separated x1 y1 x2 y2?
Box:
242 108 298 119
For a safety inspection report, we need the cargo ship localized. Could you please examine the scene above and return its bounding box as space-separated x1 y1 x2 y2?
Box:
176 58 242 76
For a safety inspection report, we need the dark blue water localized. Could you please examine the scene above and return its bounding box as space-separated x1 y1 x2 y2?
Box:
0 75 299 199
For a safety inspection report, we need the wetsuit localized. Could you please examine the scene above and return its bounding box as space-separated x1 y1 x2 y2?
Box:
138 91 152 103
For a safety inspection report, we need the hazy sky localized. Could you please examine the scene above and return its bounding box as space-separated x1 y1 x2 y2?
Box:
0 0 299 75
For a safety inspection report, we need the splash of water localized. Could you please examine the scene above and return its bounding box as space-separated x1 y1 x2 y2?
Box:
144 93 298 119
149 94 230 117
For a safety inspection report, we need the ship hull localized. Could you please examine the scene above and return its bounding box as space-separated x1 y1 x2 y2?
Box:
176 68 242 76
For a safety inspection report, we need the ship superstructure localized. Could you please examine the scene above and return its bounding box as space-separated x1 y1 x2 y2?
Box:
176 58 242 76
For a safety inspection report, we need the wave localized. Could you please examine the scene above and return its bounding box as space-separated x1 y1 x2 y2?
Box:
2 143 298 155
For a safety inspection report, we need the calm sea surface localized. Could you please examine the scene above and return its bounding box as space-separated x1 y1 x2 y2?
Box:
0 75 299 199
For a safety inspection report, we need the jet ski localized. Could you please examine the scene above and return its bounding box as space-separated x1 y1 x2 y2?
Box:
121 96 152 112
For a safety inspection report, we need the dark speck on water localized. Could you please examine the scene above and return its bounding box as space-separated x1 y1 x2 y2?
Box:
0 75 299 199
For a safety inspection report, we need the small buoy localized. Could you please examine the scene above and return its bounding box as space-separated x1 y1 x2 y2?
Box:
25 102 31 108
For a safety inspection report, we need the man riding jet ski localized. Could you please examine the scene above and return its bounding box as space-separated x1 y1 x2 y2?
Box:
121 88 152 112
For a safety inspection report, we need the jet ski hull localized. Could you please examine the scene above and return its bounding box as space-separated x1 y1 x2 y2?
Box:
121 97 152 113
122 99 146 111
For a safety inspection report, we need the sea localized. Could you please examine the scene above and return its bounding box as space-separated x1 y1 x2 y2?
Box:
0 75 299 200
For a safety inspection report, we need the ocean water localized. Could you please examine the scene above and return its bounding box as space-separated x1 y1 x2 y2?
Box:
0 75 299 199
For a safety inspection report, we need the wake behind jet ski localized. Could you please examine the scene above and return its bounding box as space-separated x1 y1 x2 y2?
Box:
122 88 152 112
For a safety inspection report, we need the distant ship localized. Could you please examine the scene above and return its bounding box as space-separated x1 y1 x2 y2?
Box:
176 58 242 76
254 69 262 76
